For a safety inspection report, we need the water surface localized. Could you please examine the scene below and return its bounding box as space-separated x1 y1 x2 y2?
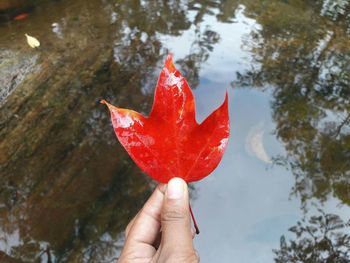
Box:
0 0 349 262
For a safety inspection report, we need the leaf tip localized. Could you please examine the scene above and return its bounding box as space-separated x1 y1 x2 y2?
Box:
100 99 122 114
100 99 113 110
100 99 108 105
165 53 176 72
222 90 229 108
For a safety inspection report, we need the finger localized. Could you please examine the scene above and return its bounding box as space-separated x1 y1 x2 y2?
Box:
125 211 139 239
153 231 162 249
124 184 166 247
125 183 167 239
191 227 196 239
150 219 195 249
160 178 195 253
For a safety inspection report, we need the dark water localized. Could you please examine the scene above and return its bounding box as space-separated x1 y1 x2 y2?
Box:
0 0 349 262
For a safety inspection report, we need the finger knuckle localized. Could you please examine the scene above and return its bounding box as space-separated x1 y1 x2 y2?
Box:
119 251 152 263
162 205 187 222
162 252 199 263
185 252 200 263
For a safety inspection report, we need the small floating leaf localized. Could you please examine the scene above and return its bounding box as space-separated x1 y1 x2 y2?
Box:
14 13 29 21
25 34 40 48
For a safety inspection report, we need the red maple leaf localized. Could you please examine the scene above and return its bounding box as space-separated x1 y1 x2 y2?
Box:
101 54 230 233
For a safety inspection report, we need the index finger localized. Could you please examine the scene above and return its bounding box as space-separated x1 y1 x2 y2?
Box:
124 184 166 247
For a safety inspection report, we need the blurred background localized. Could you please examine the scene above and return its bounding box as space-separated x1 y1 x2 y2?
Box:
0 0 349 262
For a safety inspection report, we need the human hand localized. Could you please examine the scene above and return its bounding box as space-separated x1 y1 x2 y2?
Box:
118 177 199 263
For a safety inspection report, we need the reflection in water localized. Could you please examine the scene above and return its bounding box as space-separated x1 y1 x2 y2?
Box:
177 28 220 89
0 0 349 262
0 0 169 261
233 2 350 260
236 0 350 207
245 122 272 164
321 0 349 23
0 0 219 261
274 210 350 262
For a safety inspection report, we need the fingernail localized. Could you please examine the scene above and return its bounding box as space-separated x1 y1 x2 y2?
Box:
167 177 184 199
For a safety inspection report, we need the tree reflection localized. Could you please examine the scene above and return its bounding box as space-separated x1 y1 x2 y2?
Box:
0 0 235 261
273 211 350 262
177 27 220 88
176 0 236 88
235 0 350 206
321 0 349 26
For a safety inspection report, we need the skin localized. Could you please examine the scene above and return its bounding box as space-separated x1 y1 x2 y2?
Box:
118 177 199 263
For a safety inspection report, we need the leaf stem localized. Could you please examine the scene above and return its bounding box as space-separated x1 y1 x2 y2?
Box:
189 204 200 235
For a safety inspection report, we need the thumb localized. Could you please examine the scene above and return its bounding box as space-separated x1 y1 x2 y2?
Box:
160 177 195 253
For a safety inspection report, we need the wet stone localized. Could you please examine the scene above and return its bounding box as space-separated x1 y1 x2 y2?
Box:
0 49 39 103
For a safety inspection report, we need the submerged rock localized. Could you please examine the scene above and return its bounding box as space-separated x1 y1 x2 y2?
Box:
0 49 39 103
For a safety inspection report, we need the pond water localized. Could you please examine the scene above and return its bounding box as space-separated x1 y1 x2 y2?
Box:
1 0 349 262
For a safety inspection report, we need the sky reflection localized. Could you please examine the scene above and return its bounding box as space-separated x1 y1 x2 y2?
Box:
0 0 349 262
